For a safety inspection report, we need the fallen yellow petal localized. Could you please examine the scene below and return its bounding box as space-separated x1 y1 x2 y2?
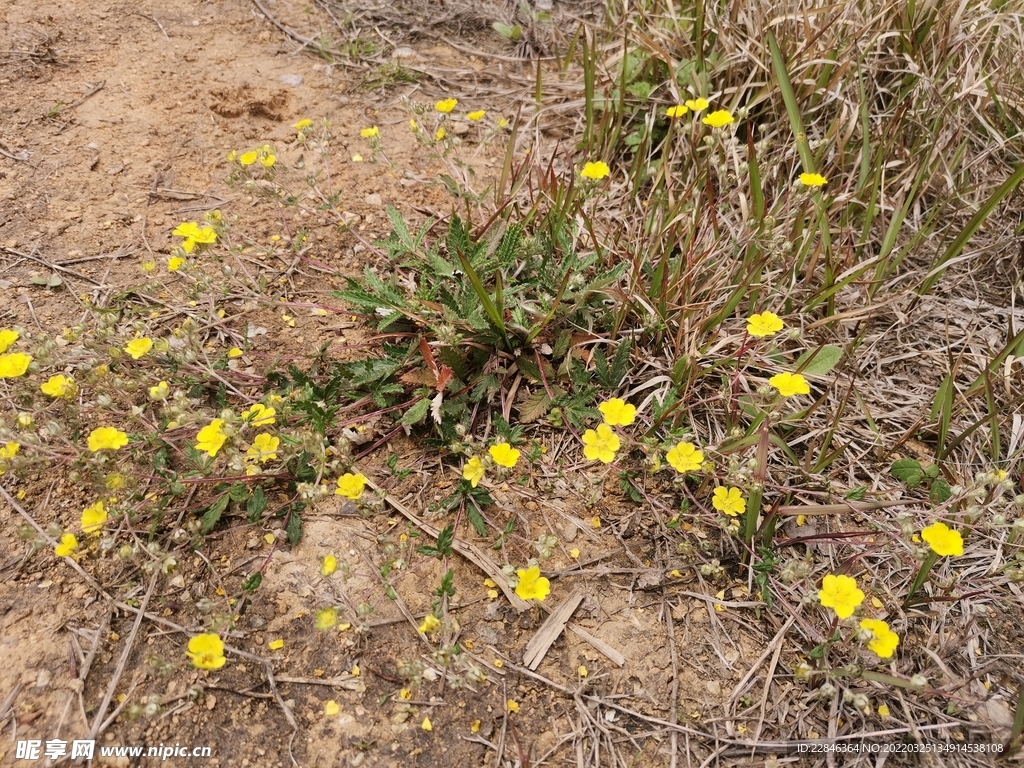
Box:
421 716 432 732
324 700 340 716
269 639 284 650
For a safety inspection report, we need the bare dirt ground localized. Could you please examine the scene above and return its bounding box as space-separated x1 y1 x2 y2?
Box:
2 0 1022 767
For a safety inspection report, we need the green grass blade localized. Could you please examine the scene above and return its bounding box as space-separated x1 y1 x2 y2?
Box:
916 163 1024 298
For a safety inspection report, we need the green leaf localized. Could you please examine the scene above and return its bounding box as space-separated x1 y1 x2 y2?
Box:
401 396 430 427
891 458 924 488
201 494 230 534
844 486 867 501
930 478 952 503
518 389 552 423
795 345 843 376
492 21 522 41
242 572 263 592
30 273 62 288
286 511 303 545
467 505 488 536
229 483 249 502
247 486 268 521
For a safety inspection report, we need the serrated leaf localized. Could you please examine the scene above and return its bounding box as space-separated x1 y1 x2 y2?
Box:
518 389 552 423
201 494 230 534
467 505 488 536
930 478 952 503
229 483 249 502
247 486 268 520
891 458 924 487
401 396 430 427
429 391 444 424
795 344 843 376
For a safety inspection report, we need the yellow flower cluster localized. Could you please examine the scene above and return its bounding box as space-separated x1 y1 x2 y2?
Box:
236 144 276 168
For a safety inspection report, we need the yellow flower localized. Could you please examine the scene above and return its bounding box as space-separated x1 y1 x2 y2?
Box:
16 413 32 428
462 456 485 487
0 329 19 353
246 433 280 464
515 565 551 601
187 633 226 670
746 311 784 338
399 688 412 701
81 500 107 535
666 105 688 118
335 472 367 500
226 150 237 162
921 522 964 557
54 533 79 558
259 151 276 167
316 608 338 630
799 172 828 187
467 110 486 121
507 699 520 713
435 98 458 113
818 574 865 619
0 352 32 378
360 126 379 138
295 118 312 130
195 419 228 457
489 443 521 468
582 423 620 464
418 614 441 634
409 118 418 130
88 427 129 452
40 374 76 398
712 486 746 516
124 338 153 360
1 441 20 461
239 150 258 166
172 221 217 253
149 381 169 400
167 256 184 272
666 442 703 473
105 472 125 490
702 109 734 128
580 161 610 180
598 398 636 426
242 403 276 426
769 372 810 397
321 555 338 577
435 127 446 141
684 98 709 112
324 700 340 716
497 117 510 129
859 618 900 658
141 259 156 273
